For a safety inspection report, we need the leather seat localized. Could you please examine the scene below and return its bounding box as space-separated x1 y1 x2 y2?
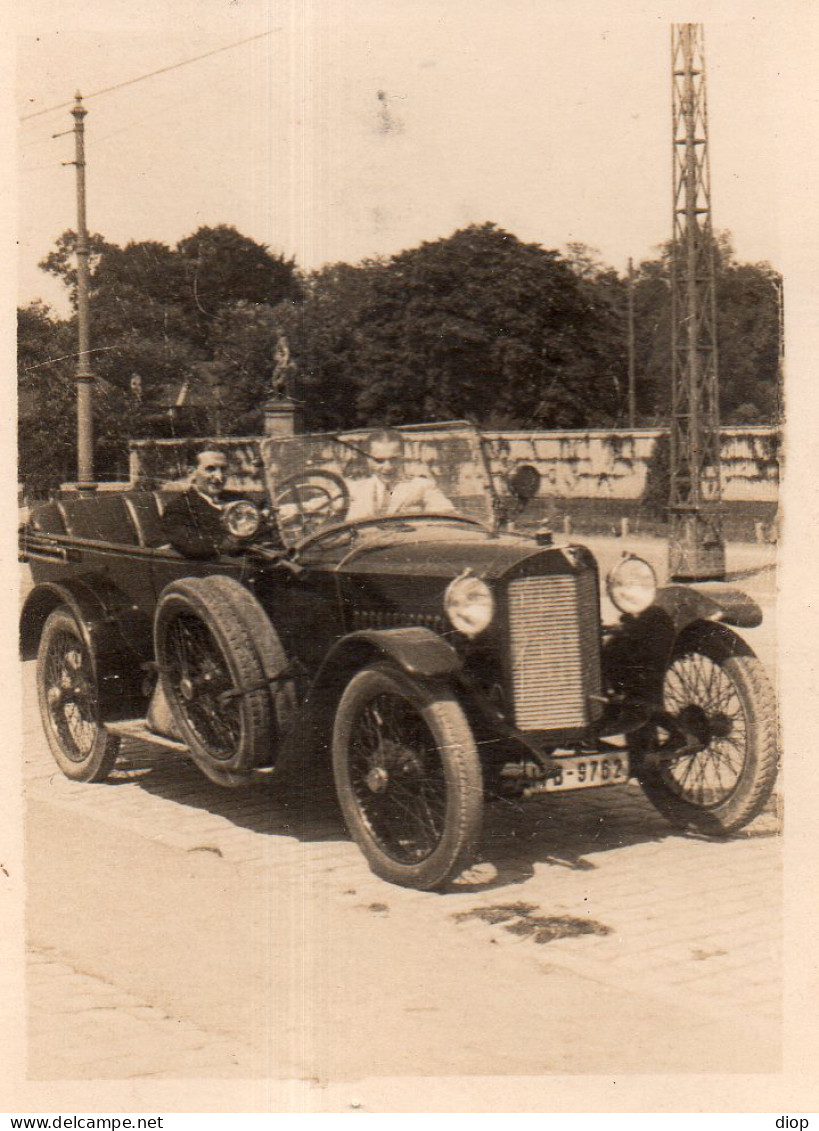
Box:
122 491 168 548
27 500 67 535
57 493 139 545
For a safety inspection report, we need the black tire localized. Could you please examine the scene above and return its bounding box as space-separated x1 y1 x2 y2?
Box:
154 577 274 785
36 607 120 782
331 663 483 889
197 576 298 767
636 633 779 834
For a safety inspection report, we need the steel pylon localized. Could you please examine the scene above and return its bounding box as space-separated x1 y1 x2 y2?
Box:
668 23 725 580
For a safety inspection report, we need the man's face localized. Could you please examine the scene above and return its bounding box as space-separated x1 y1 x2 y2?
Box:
192 451 227 499
369 439 403 487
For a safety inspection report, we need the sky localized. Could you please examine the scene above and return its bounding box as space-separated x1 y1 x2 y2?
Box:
12 0 791 315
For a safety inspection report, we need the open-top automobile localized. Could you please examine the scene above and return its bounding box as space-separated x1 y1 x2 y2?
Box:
19 422 778 889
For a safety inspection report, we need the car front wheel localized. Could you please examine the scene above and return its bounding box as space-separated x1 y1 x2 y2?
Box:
36 607 120 782
332 663 483 890
635 632 779 834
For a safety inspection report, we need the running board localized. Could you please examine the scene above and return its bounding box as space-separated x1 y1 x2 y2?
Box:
105 719 279 779
105 719 189 752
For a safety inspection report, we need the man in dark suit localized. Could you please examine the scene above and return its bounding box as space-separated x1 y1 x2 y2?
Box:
160 447 247 559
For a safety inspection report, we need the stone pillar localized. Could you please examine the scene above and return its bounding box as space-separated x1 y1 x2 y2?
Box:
263 396 301 438
129 446 142 485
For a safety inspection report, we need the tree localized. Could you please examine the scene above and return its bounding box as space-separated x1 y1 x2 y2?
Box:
38 224 303 433
287 225 624 431
630 232 781 425
18 302 130 495
273 261 382 432
176 225 302 353
38 231 116 307
562 242 630 424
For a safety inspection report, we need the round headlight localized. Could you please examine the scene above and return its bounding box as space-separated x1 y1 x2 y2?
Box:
606 554 657 615
222 500 261 540
444 573 494 637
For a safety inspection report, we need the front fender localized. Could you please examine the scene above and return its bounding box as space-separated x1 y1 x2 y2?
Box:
281 627 463 770
20 579 149 721
312 627 462 691
603 585 759 709
655 584 762 632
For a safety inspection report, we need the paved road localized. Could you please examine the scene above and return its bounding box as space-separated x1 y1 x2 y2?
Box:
20 540 782 1087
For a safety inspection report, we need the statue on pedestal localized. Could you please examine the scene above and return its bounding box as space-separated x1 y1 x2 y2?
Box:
272 333 296 400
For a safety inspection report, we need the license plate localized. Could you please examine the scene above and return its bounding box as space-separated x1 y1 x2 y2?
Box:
524 752 630 795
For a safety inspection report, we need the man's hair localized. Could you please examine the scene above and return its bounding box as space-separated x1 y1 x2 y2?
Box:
367 429 404 450
189 444 228 467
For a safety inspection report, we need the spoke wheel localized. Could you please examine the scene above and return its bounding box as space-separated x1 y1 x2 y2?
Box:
332 663 483 889
36 607 120 782
163 611 241 758
636 632 778 833
154 578 276 785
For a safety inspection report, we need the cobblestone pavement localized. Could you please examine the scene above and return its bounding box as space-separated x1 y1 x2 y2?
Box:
22 683 782 1077
27 948 258 1079
19 542 782 1079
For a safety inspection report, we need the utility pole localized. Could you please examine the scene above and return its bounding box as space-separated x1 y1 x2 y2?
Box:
773 277 785 420
68 92 95 490
668 24 725 579
627 257 636 429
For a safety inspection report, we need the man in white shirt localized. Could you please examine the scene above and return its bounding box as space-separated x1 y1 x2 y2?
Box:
345 430 455 522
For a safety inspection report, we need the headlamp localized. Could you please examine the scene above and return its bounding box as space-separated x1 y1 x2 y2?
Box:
221 500 261 540
606 554 657 615
444 572 494 637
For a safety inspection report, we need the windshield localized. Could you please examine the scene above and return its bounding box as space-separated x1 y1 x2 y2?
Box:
261 422 497 547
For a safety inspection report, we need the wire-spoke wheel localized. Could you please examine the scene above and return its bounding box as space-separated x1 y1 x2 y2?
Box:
36 607 120 782
154 578 275 785
636 633 778 834
332 663 483 889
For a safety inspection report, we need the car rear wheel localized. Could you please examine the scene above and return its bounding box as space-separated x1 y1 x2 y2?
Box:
154 577 279 785
636 633 779 834
332 663 483 889
36 607 120 782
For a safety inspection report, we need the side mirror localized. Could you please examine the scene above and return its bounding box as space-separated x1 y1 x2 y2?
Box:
508 464 541 502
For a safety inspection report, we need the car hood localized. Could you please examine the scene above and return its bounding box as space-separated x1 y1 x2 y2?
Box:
311 524 596 583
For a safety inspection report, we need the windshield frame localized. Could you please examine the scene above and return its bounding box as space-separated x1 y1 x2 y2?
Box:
261 422 498 549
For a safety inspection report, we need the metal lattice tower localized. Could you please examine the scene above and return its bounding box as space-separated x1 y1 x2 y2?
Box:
668 23 725 579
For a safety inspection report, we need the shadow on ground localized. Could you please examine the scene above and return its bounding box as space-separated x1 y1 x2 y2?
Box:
102 737 778 895
109 737 346 844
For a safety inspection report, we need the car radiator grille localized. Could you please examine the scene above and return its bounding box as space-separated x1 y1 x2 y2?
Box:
507 570 603 731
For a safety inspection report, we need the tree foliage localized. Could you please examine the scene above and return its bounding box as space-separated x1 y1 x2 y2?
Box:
20 220 781 495
630 232 782 424
21 225 301 492
38 224 301 403
285 225 628 430
18 302 130 495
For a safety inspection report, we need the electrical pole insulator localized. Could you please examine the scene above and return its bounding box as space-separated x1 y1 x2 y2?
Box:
668 24 725 580
72 92 96 491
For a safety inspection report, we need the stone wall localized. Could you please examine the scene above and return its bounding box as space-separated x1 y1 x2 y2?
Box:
128 426 780 504
481 427 779 504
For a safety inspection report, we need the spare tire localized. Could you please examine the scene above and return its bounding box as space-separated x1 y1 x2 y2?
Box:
154 577 280 785
198 575 298 765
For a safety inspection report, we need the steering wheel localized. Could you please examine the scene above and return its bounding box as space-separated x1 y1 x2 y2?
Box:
273 470 350 541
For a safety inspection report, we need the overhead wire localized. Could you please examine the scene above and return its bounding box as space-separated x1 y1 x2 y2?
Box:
19 27 279 122
92 67 243 147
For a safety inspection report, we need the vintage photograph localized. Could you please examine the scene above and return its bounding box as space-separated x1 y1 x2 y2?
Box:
9 0 799 1114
